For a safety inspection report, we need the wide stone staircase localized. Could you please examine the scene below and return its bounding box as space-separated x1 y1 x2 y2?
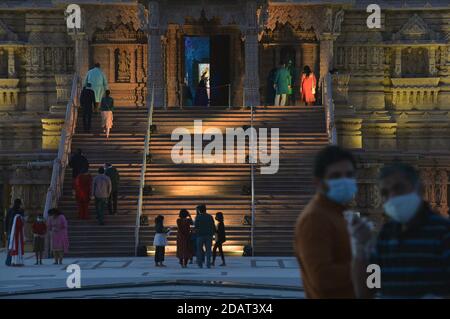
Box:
138 106 328 256
253 106 328 255
59 108 147 257
59 105 328 257
138 108 253 255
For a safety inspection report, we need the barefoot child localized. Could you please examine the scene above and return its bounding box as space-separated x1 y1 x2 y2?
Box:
32 214 47 265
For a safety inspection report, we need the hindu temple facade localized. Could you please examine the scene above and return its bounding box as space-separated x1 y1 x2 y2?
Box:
0 0 449 230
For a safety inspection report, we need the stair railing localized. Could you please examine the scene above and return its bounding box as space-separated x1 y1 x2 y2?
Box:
135 84 155 256
322 72 337 145
250 104 256 257
43 73 80 219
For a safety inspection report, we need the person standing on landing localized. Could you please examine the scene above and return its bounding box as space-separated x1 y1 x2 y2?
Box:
212 212 226 267
47 208 69 265
153 215 170 267
194 204 216 269
274 62 291 106
176 209 194 268
300 65 317 106
7 201 25 267
32 214 47 265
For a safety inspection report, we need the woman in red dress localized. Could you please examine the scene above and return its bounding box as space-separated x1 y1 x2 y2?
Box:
74 167 92 219
176 209 194 268
300 65 317 106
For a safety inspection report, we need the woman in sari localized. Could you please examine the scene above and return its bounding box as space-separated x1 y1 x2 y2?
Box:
300 65 317 106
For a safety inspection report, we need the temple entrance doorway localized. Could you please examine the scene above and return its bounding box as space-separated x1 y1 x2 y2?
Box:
183 35 231 107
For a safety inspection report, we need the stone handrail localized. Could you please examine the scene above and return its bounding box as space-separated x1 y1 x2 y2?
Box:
43 73 80 219
323 72 337 145
135 84 155 256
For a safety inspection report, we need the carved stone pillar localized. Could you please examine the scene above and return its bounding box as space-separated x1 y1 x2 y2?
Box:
437 169 449 217
429 47 436 76
166 26 178 107
109 48 115 83
420 168 437 209
242 1 260 107
7 48 16 78
336 118 363 149
394 47 402 77
147 1 165 108
319 33 337 85
54 74 73 104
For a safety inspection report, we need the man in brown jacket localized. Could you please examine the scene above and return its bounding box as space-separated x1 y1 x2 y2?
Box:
294 146 358 298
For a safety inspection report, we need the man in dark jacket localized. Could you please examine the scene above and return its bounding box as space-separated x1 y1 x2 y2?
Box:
80 83 96 132
69 149 89 180
104 163 120 215
194 204 216 268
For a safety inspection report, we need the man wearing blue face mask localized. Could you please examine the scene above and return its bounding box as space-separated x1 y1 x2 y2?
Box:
294 146 358 298
351 163 450 298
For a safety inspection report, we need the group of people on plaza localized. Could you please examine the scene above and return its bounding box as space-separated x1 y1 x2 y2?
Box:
4 140 450 298
80 63 114 138
5 199 69 266
294 145 450 299
267 61 317 107
153 204 227 269
69 149 120 224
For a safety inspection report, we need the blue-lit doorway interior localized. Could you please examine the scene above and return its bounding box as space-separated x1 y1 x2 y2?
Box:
184 36 210 106
183 35 231 107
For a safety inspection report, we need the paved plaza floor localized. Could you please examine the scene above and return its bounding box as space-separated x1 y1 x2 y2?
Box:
0 250 304 299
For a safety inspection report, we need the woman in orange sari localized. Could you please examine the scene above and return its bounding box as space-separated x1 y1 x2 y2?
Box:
300 65 317 106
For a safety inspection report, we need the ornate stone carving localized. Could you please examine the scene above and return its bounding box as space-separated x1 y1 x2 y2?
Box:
116 49 131 83
54 74 73 104
333 9 345 34
85 5 143 39
266 5 344 40
392 14 441 42
0 18 19 42
436 169 448 216
420 168 437 208
391 77 440 109
332 73 350 104
0 78 19 110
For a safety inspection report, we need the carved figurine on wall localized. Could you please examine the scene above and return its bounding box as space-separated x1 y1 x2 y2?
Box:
116 49 131 83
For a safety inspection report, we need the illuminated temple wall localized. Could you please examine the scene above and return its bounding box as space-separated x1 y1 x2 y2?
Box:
334 6 450 152
0 0 449 218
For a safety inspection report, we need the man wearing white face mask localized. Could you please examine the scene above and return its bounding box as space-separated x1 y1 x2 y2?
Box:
351 163 450 299
294 146 358 298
